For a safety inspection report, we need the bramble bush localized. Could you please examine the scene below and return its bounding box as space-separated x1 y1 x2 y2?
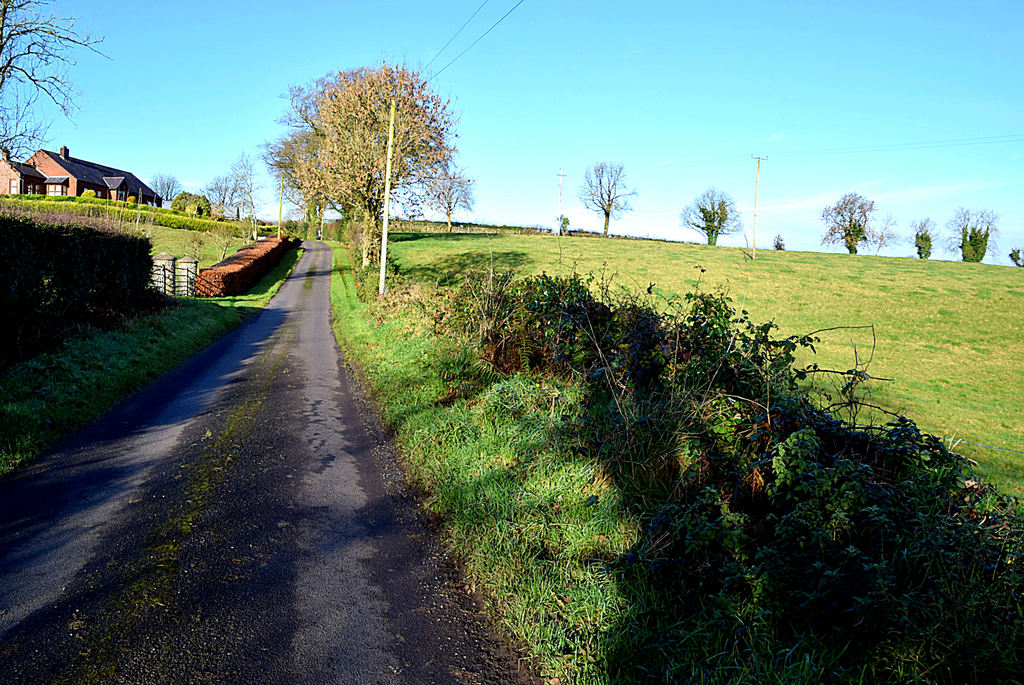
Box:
435 268 1024 682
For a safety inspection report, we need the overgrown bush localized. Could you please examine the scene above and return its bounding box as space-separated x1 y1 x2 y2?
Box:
0 216 162 367
1011 248 1023 267
773 234 785 250
436 269 1024 682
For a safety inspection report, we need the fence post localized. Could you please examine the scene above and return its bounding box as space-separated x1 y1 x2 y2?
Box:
152 252 176 295
176 257 198 297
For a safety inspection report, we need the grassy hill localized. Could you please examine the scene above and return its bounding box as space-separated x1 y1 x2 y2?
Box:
387 231 1024 495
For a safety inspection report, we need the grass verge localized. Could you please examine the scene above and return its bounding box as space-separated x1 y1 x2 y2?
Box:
0 247 302 477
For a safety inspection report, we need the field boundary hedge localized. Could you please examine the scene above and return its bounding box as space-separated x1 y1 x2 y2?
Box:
0 215 158 367
195 237 299 297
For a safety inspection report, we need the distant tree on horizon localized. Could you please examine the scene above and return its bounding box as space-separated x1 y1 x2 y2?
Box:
912 218 934 259
821 192 876 254
1010 247 1023 267
151 174 181 204
680 187 742 246
579 162 634 237
948 208 997 263
423 162 474 232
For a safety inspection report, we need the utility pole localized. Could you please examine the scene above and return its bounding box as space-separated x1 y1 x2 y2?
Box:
277 175 284 240
751 156 766 260
378 98 397 297
556 168 566 234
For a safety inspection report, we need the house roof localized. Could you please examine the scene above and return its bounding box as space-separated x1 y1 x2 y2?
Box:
11 162 46 179
44 176 70 184
40 150 158 199
103 176 126 190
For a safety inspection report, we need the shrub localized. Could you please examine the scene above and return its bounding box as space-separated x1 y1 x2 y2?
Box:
0 215 161 367
436 269 1024 681
773 234 785 250
1011 248 1023 267
80 189 97 199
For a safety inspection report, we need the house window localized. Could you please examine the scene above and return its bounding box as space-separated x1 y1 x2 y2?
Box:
117 189 126 202
8 179 17 194
47 184 66 196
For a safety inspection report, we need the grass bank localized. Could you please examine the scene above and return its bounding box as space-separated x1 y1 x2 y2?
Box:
387 232 1024 495
0 247 302 476
329 245 1024 684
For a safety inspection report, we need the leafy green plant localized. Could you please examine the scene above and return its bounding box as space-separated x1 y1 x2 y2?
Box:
427 267 1024 682
1011 248 1023 267
912 218 934 259
80 189 97 199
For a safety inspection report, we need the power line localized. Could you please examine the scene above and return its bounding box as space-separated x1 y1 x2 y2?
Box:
424 1 490 71
770 133 1024 159
666 134 1023 171
427 0 527 83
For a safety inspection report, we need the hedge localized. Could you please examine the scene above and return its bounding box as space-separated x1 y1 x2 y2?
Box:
195 237 299 297
0 215 159 367
1 195 242 234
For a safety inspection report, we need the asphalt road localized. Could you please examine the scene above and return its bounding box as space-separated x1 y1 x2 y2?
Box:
0 241 534 684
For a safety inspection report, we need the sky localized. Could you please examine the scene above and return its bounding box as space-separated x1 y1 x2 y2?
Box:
41 1 1024 262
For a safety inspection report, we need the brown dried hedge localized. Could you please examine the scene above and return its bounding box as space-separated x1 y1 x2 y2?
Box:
194 237 299 297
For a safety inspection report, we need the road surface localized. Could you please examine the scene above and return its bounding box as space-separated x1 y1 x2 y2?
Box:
0 241 533 684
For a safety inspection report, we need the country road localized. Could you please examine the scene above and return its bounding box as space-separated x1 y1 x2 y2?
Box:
0 241 532 683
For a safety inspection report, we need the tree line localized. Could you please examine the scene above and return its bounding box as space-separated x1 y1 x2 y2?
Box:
575 164 1019 264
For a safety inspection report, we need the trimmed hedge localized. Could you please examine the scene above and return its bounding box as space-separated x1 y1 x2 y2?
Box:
0 216 159 367
195 237 299 297
2 195 242 234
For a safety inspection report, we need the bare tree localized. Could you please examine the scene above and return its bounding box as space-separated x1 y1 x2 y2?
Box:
230 153 259 241
150 173 181 205
821 192 876 254
680 187 742 246
0 0 103 156
203 174 238 220
423 163 474 231
868 215 899 255
317 64 457 266
579 162 634 237
947 208 998 263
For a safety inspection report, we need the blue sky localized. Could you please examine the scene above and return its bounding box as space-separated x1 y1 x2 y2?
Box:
49 1 1023 262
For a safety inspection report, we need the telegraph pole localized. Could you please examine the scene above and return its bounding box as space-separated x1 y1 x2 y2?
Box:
556 168 566 234
752 156 766 260
277 175 284 239
378 98 397 297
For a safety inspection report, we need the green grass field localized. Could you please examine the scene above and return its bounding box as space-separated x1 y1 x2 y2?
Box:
387 232 1024 495
148 225 247 269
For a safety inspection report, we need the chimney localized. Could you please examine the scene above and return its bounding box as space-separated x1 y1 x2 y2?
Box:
1 148 9 162
60 145 69 159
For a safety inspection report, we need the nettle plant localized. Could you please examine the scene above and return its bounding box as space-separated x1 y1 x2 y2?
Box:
436 268 1024 681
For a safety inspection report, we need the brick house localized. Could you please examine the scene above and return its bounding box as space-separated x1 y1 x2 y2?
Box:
2 146 162 206
0 149 46 195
